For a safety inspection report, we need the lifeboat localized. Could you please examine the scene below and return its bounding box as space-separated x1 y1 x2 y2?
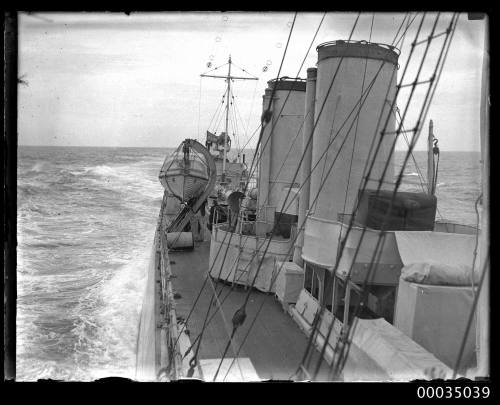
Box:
159 140 211 203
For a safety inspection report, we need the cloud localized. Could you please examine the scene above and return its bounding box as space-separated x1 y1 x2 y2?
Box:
18 12 485 151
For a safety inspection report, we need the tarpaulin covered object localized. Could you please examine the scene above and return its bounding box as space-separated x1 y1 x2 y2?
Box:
401 262 480 286
394 230 477 370
395 279 476 370
395 230 475 269
355 190 437 231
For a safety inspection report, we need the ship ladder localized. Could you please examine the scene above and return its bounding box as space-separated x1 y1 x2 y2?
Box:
233 246 252 290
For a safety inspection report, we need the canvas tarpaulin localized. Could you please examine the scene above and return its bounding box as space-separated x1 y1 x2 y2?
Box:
355 190 437 231
395 230 476 285
394 231 478 370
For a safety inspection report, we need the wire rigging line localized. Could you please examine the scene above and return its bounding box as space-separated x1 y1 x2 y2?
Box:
298 58 399 378
317 96 341 204
208 12 326 376
229 89 241 151
296 12 423 378
222 106 371 379
329 14 459 379
240 12 299 202
186 12 408 380
213 12 362 378
390 14 431 198
178 11 326 374
338 16 373 228
280 57 397 216
330 12 444 378
174 12 303 373
230 60 259 79
245 79 260 141
240 123 262 152
241 12 361 310
239 12 327 195
233 95 250 144
223 66 387 378
390 104 428 191
201 61 229 76
211 13 300 381
241 11 326 192
213 97 228 133
207 276 246 379
239 14 326 210
207 93 226 132
359 12 427 193
267 16 408 221
394 13 418 48
369 13 375 42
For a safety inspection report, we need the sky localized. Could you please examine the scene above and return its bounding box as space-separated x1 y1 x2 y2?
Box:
18 12 486 151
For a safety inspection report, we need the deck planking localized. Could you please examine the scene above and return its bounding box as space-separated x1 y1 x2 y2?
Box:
170 241 330 381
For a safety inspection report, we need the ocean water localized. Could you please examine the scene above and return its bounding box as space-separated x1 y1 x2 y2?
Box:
395 151 482 226
16 147 482 381
17 146 171 381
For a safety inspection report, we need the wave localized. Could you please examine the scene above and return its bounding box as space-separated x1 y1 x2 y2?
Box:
25 241 82 249
18 183 42 197
403 172 421 177
67 243 153 380
28 161 49 173
84 165 122 178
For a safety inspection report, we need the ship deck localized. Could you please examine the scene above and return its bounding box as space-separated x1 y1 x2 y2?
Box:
170 241 330 381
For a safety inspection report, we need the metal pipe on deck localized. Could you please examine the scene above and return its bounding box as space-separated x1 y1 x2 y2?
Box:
294 68 317 266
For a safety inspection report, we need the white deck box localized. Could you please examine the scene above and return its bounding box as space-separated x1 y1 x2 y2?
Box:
274 261 304 305
395 278 477 370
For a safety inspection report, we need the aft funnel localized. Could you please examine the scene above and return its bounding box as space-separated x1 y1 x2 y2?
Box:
303 40 400 268
257 77 306 229
310 40 400 224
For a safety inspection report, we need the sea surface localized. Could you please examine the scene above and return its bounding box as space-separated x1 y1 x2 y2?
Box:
16 147 482 381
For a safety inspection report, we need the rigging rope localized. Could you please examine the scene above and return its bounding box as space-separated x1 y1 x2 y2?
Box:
245 79 260 141
328 13 459 379
330 11 444 378
211 12 300 380
240 12 360 307
174 11 396 378
174 12 301 373
211 12 363 378
180 11 438 380
338 18 372 235
298 11 428 378
207 93 226 133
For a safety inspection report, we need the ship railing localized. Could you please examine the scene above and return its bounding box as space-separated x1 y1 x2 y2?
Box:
316 39 401 55
158 218 184 380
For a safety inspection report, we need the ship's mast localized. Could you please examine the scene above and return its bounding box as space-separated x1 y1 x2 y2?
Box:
201 56 258 181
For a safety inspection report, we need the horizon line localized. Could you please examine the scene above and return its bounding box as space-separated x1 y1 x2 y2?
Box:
17 144 482 153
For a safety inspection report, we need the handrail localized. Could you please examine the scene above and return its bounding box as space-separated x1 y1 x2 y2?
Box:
159 232 184 380
316 39 401 56
156 196 185 381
